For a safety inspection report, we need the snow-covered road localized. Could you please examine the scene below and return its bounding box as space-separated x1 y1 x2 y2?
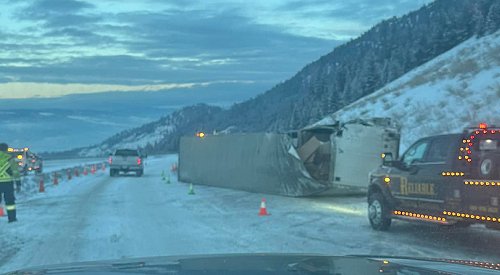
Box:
1 154 499 272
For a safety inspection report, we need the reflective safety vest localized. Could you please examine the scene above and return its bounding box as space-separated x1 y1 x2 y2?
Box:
0 151 20 183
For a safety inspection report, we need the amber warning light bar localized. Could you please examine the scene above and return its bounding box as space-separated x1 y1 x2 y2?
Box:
463 122 500 133
8 147 28 153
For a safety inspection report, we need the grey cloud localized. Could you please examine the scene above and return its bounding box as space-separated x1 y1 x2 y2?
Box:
29 0 93 14
46 27 97 38
278 0 334 10
17 0 99 28
44 27 116 44
280 0 432 26
0 51 311 85
107 10 336 82
0 42 69 51
0 57 47 64
0 76 15 83
119 10 335 56
3 4 341 85
43 14 100 28
11 1 106 51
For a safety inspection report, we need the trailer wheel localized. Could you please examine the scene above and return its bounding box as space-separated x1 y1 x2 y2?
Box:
478 154 499 179
368 192 392 231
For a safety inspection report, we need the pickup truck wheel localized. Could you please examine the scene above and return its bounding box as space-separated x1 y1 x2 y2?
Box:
110 169 116 177
478 154 499 179
136 170 143 177
368 192 392 231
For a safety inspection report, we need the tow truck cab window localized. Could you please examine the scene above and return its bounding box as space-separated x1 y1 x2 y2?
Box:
425 137 453 163
401 140 430 167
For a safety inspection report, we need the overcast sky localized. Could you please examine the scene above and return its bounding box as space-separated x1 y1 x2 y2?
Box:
0 0 432 99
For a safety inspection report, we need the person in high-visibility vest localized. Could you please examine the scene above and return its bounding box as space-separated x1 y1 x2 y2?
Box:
0 143 20 223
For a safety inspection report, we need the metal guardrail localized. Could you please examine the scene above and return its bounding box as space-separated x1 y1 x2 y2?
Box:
16 162 109 197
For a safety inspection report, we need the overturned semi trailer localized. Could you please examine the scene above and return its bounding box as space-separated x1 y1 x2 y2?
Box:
179 118 400 197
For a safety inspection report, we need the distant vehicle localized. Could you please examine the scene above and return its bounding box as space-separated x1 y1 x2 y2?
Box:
368 123 500 231
109 149 145 177
7 147 43 175
27 152 43 174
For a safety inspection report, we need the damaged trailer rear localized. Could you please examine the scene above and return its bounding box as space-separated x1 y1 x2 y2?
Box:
179 118 400 197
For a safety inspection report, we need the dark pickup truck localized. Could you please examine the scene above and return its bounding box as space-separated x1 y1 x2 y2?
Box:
368 123 500 231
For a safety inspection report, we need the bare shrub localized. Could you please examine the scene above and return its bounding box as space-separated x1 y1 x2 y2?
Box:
445 85 468 98
448 58 479 75
405 73 429 88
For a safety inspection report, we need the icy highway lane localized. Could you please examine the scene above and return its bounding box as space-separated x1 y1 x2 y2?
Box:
1 155 500 272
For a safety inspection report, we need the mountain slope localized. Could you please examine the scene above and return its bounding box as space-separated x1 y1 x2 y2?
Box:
219 0 500 131
317 30 500 150
62 0 500 157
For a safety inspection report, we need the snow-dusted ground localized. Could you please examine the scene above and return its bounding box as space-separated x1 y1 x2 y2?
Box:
1 154 499 272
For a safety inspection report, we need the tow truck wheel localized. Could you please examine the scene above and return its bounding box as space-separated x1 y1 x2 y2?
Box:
368 192 392 231
478 154 499 179
451 221 472 228
486 223 500 231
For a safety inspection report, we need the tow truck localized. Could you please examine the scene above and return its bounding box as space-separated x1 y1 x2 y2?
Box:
7 147 43 175
368 123 500 231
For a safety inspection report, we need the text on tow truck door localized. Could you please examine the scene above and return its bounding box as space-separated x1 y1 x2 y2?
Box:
388 135 462 212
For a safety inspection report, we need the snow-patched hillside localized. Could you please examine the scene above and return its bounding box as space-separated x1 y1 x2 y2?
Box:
317 30 500 150
79 124 175 156
76 104 223 157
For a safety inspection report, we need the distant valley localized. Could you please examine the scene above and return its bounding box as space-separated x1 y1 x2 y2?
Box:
0 81 268 152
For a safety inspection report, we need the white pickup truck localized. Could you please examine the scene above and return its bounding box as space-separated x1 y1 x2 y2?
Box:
109 149 145 177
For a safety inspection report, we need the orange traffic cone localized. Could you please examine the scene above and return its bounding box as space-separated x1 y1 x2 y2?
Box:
67 169 72 180
0 206 4 217
259 198 270 216
53 173 59 185
39 178 45 193
83 167 88 176
91 165 95 175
